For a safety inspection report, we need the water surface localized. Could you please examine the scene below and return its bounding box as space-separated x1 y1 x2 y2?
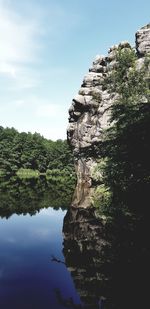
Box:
0 177 81 309
0 177 149 309
0 207 80 309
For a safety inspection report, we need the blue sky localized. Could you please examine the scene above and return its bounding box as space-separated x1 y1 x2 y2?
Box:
0 0 150 140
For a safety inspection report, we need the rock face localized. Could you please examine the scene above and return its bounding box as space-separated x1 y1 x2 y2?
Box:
67 23 150 208
136 24 150 56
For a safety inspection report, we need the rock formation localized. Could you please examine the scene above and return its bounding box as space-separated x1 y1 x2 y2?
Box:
67 23 150 208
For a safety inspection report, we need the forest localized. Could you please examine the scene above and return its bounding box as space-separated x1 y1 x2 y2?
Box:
0 126 75 179
0 127 76 217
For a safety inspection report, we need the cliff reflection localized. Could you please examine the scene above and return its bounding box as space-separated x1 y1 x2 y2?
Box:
63 207 149 309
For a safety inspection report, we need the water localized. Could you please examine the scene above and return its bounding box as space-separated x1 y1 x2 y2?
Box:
0 207 82 309
0 177 149 309
0 177 81 309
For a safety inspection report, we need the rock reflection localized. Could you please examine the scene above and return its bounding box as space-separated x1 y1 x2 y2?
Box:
63 207 149 309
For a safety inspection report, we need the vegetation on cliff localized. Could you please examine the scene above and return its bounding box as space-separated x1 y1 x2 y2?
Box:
95 48 150 216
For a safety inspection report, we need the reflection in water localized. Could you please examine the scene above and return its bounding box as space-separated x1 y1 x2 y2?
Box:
63 206 150 309
0 176 74 218
0 176 149 308
0 177 81 309
0 207 79 309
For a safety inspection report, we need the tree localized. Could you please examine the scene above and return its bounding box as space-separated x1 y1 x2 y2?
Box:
96 48 150 215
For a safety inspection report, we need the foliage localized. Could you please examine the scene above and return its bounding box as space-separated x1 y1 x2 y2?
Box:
92 184 112 214
16 168 40 179
0 127 76 215
91 158 108 183
95 48 150 216
90 90 102 103
0 126 75 177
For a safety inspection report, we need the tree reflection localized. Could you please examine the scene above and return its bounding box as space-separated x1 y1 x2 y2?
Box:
63 206 150 309
0 176 74 218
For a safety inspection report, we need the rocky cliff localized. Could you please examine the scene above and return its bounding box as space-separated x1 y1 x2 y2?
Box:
67 24 150 208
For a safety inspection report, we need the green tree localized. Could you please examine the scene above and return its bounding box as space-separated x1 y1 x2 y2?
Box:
96 48 150 215
0 127 75 178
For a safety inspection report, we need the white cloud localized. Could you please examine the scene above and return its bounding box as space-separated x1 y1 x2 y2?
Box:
0 1 42 90
0 1 77 140
13 99 25 107
0 4 40 64
0 1 74 90
0 62 16 77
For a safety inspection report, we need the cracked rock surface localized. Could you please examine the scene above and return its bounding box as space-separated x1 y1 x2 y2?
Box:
67 24 150 208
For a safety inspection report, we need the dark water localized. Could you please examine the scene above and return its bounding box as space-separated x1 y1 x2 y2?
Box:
0 208 81 309
0 177 81 309
63 207 150 309
0 177 149 309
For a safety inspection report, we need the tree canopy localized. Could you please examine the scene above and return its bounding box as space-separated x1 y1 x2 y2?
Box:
0 126 75 177
95 48 150 216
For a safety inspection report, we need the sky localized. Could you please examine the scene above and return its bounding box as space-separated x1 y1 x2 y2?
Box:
0 0 150 140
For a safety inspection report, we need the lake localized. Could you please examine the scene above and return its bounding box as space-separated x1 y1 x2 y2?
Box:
0 177 149 309
0 177 82 309
0 207 83 309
